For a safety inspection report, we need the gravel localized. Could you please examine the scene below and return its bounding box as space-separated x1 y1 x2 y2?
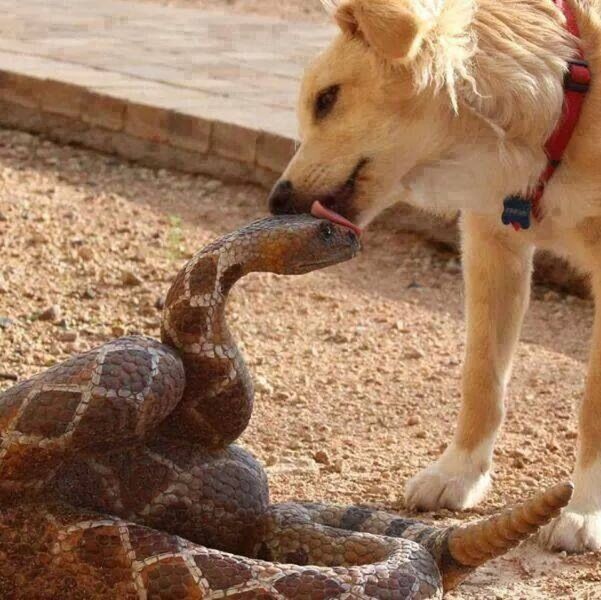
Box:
0 128 599 597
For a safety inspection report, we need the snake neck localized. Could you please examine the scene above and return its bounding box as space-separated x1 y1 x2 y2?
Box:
159 238 256 447
161 251 240 351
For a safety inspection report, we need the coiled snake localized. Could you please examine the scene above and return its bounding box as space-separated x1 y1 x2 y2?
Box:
0 215 571 599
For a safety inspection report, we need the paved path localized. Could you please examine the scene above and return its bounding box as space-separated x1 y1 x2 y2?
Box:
0 0 335 185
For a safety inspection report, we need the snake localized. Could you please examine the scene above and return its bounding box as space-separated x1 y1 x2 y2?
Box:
0 215 572 599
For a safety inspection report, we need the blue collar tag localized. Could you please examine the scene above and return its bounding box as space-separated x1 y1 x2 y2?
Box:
502 196 532 230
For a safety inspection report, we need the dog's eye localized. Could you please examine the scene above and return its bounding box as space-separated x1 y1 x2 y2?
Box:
314 85 340 120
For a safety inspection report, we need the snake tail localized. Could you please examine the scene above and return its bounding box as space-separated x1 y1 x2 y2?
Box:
438 482 573 590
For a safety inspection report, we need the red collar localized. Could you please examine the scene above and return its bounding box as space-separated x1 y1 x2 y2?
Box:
502 0 591 231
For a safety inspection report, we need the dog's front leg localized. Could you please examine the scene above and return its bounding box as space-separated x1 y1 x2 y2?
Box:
406 212 534 511
539 272 601 552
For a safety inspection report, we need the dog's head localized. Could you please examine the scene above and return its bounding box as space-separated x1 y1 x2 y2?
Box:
268 0 469 229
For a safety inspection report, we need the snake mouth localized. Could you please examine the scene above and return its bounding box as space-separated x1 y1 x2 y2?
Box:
296 237 361 273
297 253 359 273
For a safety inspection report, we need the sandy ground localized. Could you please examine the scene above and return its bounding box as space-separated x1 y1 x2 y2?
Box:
0 129 599 597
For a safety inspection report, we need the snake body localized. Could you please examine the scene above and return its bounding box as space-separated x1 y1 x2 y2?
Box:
0 215 572 599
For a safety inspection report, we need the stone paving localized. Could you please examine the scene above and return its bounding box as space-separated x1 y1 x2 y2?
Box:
0 0 335 185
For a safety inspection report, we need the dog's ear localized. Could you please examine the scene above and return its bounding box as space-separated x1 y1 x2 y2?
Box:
335 0 427 61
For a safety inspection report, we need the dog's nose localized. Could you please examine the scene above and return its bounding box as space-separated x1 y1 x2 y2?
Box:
268 180 296 214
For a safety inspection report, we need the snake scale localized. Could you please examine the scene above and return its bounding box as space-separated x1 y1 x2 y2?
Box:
0 215 572 599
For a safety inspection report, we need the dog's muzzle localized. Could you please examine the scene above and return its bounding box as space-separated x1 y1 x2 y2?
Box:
268 158 368 218
268 180 296 215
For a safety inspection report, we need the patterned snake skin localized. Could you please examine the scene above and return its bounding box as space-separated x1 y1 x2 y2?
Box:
0 216 572 599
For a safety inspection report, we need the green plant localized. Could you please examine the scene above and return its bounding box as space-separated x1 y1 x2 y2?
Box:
166 215 184 260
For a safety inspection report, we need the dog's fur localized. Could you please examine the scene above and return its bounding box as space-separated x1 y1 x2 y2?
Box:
268 0 601 552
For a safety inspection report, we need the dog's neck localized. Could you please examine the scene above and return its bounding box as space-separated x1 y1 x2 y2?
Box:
400 0 587 218
461 0 577 147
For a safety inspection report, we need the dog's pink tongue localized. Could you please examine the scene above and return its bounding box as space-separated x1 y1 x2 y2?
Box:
311 201 362 237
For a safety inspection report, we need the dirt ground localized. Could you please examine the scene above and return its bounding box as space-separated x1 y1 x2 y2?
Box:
0 128 599 597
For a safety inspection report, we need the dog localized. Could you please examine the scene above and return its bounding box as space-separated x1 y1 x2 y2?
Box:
267 0 601 553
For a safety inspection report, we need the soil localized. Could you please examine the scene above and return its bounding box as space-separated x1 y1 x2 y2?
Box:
0 128 599 597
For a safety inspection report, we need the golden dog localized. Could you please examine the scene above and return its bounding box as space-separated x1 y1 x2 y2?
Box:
268 0 601 552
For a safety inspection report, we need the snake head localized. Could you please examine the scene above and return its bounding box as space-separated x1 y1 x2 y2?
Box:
249 215 361 275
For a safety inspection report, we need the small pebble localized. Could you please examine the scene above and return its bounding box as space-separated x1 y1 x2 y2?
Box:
403 347 425 359
0 371 18 381
313 450 330 465
78 246 94 262
0 317 13 329
112 325 126 338
28 232 48 245
393 320 409 333
122 270 143 287
255 375 273 395
445 258 461 273
407 415 421 426
36 305 61 322
331 459 345 474
58 330 78 343
326 332 351 344
266 457 318 475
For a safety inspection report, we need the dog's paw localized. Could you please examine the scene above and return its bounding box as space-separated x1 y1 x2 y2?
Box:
539 509 601 553
405 445 491 511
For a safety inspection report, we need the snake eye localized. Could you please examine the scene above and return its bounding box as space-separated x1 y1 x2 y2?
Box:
320 222 334 240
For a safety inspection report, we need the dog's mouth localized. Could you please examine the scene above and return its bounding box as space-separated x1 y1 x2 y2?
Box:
310 158 368 237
